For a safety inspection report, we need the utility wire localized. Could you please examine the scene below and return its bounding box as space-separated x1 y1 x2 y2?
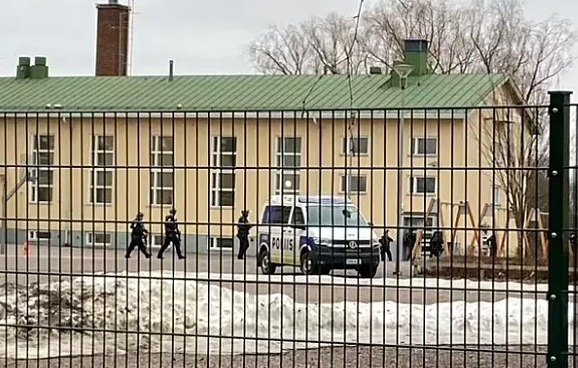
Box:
301 0 365 115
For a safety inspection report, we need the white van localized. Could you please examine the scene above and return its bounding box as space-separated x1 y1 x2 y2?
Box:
256 195 381 278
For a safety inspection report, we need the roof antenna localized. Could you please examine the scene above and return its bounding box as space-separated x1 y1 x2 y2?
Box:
169 60 174 81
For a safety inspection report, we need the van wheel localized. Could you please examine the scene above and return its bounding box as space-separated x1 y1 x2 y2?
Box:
300 251 319 275
259 248 276 275
358 264 378 278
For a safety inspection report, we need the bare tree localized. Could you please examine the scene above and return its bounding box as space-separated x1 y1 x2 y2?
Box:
247 0 575 105
248 24 321 75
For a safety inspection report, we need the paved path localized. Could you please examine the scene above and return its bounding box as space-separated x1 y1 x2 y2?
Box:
0 247 545 305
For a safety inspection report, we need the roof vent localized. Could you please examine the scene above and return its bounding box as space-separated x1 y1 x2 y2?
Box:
30 57 49 80
16 57 31 80
369 66 382 75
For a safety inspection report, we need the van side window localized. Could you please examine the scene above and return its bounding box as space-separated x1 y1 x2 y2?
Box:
292 207 305 225
262 205 292 224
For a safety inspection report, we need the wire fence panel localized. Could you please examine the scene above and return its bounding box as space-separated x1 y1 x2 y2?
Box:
0 100 575 367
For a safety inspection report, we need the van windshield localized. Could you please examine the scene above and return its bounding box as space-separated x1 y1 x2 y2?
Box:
307 205 368 227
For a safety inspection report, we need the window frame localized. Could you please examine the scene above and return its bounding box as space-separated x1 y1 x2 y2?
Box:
30 134 54 203
150 135 175 206
275 137 302 194
210 136 237 208
411 137 438 156
409 176 437 195
90 135 114 204
210 237 234 250
491 185 502 207
341 136 370 156
339 174 368 194
86 232 112 247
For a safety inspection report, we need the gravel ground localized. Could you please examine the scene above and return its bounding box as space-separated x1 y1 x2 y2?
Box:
0 346 565 368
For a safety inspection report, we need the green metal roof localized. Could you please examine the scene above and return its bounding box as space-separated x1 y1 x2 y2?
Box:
0 73 508 112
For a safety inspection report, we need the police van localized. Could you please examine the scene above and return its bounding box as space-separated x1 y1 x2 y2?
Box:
256 195 381 278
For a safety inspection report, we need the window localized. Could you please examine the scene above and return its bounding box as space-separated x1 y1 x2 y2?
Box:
491 185 502 207
291 207 305 225
150 136 174 205
341 137 369 156
411 137 437 155
340 175 367 193
86 232 112 246
210 237 234 249
90 136 114 204
262 205 292 225
276 137 301 193
409 176 437 195
150 235 164 249
28 230 51 241
211 137 237 207
307 206 368 227
31 135 54 202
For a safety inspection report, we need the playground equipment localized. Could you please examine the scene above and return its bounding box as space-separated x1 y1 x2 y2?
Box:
411 199 496 261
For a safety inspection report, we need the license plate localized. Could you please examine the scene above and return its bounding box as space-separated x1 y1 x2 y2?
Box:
346 258 361 265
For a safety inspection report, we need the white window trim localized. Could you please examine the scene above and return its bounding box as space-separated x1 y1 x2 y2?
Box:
275 137 301 194
210 136 236 208
149 234 164 249
86 232 112 247
30 135 54 203
90 135 114 205
411 137 438 156
150 136 174 206
339 173 368 194
210 237 234 250
409 176 438 195
341 136 370 156
491 185 502 207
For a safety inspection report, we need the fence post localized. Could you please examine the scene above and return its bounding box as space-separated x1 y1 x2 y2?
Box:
548 90 572 368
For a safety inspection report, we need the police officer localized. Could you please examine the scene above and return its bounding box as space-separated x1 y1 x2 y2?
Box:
429 230 444 258
236 210 253 260
157 208 185 259
570 233 576 254
125 212 151 259
379 229 394 262
402 228 416 261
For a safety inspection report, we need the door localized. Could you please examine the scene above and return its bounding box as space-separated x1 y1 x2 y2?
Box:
264 205 292 264
289 206 306 266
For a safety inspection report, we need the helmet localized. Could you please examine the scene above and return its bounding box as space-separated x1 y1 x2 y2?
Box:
136 212 144 219
169 208 177 214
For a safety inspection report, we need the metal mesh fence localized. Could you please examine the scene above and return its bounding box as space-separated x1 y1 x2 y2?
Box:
0 98 575 367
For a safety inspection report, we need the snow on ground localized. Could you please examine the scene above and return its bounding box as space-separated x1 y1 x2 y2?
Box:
0 271 573 359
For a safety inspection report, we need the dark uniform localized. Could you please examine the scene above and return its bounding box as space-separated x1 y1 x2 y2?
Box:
157 208 185 259
236 210 253 260
487 232 498 258
570 233 576 255
402 229 416 261
429 230 444 258
379 230 393 262
125 212 151 259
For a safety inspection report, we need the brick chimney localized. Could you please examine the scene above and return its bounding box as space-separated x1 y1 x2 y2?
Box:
95 0 131 76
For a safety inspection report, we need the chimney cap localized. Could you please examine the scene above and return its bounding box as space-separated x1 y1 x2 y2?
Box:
404 39 428 52
369 66 382 75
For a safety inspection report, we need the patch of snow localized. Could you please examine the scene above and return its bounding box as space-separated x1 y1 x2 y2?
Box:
0 272 573 359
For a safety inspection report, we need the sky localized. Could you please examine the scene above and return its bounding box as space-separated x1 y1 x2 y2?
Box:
0 0 576 99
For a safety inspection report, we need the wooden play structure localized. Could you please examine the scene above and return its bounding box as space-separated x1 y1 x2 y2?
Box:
410 199 494 261
410 198 550 264
519 208 549 261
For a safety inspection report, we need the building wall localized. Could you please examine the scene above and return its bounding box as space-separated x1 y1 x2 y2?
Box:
0 111 513 255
